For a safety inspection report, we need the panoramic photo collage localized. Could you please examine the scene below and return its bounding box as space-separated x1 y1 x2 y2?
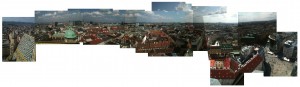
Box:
1 2 297 86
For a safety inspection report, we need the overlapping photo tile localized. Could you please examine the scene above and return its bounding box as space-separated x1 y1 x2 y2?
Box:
35 10 81 44
238 12 277 46
67 9 121 45
209 12 278 85
192 6 227 51
149 2 204 56
152 2 187 11
263 32 297 76
133 10 193 56
2 17 36 62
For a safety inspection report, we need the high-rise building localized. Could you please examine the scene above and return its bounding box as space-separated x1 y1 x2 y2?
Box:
74 21 83 26
283 40 297 60
55 22 58 27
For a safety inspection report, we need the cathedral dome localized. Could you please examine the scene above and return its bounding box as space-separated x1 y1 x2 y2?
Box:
64 26 77 39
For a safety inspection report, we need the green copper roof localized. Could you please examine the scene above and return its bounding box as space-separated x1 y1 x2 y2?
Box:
64 26 77 39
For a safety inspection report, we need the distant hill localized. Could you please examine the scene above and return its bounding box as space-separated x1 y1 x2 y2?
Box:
2 21 35 25
239 20 276 23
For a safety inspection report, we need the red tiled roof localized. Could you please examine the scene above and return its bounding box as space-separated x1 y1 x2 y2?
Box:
224 58 230 68
210 60 215 67
90 38 102 44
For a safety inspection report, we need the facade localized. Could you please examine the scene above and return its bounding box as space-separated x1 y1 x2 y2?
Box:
8 31 17 60
240 35 255 45
51 32 65 42
283 40 297 60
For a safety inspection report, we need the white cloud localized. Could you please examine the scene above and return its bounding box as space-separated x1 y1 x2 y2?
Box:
36 11 84 23
125 13 134 17
135 13 142 17
145 11 155 15
107 11 112 14
113 13 120 16
176 3 193 12
193 6 226 16
136 11 176 22
35 11 41 14
112 10 120 16
239 12 276 22
203 12 238 23
143 11 164 19
160 8 193 23
43 12 57 16
71 12 78 15
81 11 104 18
91 11 103 15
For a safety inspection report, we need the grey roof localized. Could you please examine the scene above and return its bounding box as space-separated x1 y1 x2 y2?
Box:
12 34 35 61
210 78 221 85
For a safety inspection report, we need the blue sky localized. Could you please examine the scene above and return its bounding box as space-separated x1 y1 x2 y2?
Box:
192 6 227 23
35 9 126 23
2 17 35 23
203 13 238 23
124 10 145 23
68 9 113 12
35 4 275 23
192 6 226 15
36 11 70 23
152 2 183 11
152 2 193 12
152 3 229 23
150 2 193 23
136 11 190 23
82 9 126 23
